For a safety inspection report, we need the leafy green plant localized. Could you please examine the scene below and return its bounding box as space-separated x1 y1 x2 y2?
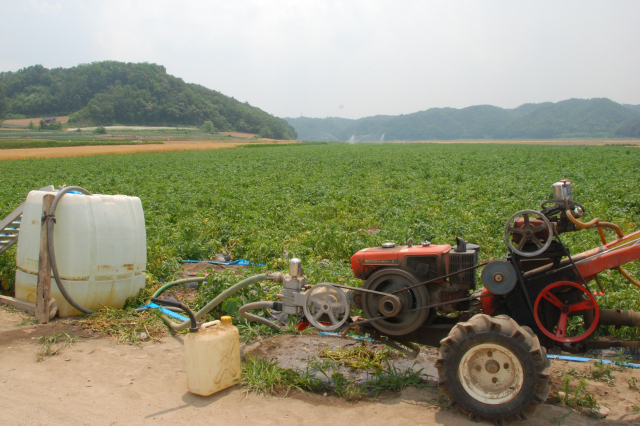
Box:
590 360 615 384
330 372 367 400
240 356 322 396
236 319 280 343
0 247 16 291
368 360 429 393
558 376 599 410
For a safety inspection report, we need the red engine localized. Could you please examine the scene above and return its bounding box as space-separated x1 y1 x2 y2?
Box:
351 238 479 314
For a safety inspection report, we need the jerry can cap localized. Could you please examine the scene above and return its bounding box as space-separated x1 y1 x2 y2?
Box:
221 316 232 324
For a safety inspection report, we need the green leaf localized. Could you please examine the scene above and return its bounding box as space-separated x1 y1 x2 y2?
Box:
222 298 243 316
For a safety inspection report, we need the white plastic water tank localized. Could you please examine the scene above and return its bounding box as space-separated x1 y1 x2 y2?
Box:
15 189 146 317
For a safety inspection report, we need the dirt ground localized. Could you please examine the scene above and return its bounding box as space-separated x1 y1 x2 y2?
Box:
2 116 70 126
2 307 639 426
0 141 259 161
182 261 248 276
218 131 258 138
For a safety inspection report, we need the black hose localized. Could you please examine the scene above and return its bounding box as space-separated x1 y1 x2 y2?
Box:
47 186 95 314
151 298 198 332
238 301 281 330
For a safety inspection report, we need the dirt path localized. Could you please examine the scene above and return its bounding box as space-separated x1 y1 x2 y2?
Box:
0 141 248 160
2 308 637 425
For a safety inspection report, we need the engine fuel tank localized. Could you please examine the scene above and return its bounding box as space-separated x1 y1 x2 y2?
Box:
351 242 451 281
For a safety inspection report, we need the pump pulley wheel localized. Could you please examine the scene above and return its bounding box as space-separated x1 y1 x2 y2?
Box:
504 210 554 257
534 281 600 343
361 268 429 336
481 259 517 295
303 283 350 332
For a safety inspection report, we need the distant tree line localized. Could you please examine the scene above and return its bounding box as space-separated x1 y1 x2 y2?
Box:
0 84 7 119
0 62 297 139
286 98 640 141
612 116 640 138
38 120 62 130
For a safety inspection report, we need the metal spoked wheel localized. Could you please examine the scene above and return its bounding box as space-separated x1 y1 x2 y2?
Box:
303 283 350 331
534 281 600 343
436 314 551 423
361 268 429 336
504 210 554 257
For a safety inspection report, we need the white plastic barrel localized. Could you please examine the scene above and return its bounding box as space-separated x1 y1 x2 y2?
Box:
15 189 146 317
184 316 241 396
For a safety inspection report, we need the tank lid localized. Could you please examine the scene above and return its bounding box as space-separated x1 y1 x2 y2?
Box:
381 242 396 248
221 316 232 324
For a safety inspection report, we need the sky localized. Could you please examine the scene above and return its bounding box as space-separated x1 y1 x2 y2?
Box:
1 0 639 119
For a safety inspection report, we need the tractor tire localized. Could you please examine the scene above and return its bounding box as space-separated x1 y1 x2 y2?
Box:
435 314 551 424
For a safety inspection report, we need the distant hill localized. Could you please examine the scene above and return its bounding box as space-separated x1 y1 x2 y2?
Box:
624 104 640 114
613 116 640 138
0 62 297 139
286 98 640 141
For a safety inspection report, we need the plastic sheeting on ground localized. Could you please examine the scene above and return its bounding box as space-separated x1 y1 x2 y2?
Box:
182 259 265 266
138 302 189 321
547 354 640 368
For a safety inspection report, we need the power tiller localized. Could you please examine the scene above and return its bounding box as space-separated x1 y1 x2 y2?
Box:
239 180 640 423
154 180 639 423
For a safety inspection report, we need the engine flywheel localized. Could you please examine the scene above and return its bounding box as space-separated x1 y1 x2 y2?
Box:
361 268 429 336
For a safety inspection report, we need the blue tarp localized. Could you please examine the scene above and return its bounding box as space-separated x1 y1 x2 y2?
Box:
182 259 265 267
1 226 19 236
547 354 640 368
138 302 189 322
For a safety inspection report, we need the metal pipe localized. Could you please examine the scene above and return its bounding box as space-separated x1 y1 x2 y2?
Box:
599 308 640 327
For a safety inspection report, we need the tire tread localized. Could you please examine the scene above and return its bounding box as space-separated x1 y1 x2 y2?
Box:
436 314 551 423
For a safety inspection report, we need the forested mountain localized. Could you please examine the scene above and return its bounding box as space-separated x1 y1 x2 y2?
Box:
0 84 6 119
613 117 640 138
286 99 640 141
0 62 297 139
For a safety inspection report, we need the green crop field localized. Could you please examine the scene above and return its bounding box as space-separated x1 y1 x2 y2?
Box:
1 143 638 337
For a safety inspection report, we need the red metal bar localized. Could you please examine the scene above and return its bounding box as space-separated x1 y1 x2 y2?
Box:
577 243 640 281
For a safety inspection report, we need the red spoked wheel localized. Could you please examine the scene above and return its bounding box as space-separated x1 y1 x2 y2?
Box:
534 281 600 343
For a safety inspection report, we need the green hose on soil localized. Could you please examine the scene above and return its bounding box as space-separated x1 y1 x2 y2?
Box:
157 274 268 331
151 277 208 299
